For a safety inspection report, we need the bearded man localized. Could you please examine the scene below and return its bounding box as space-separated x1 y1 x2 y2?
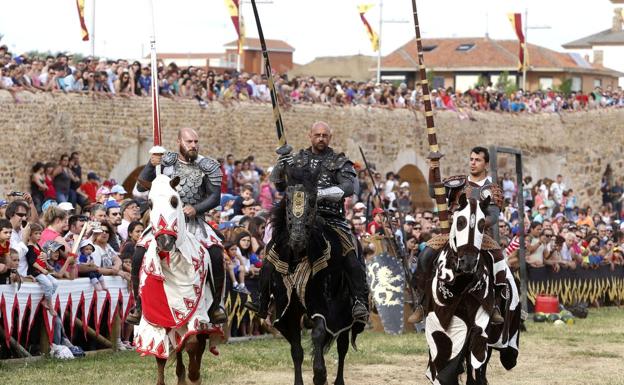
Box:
127 127 226 325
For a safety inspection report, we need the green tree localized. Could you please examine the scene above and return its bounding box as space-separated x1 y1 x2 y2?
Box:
557 78 573 96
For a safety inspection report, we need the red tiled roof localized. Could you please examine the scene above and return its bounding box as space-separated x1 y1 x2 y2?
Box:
144 53 223 60
381 37 622 75
224 38 295 52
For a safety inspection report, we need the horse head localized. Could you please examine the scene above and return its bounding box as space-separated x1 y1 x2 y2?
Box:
448 193 490 275
283 164 321 255
148 174 187 255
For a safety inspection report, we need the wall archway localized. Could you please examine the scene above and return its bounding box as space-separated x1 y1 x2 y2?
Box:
397 164 432 210
109 139 151 188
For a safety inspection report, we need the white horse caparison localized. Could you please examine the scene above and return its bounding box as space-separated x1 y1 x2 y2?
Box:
134 173 223 385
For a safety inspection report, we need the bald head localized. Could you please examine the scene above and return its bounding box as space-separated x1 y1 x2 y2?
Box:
308 121 332 154
178 127 199 162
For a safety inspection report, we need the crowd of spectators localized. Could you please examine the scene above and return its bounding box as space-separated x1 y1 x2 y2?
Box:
1 143 623 357
2 44 624 113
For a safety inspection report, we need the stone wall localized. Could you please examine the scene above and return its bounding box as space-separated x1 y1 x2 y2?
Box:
1 92 622 208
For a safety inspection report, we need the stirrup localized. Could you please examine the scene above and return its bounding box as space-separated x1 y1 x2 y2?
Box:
352 300 369 320
407 305 424 324
491 306 504 325
125 305 142 326
209 305 228 324
244 301 268 319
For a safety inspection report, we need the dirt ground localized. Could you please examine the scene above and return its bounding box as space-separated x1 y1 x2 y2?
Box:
225 312 624 385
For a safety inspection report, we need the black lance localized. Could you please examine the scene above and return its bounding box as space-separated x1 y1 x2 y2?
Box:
250 0 292 156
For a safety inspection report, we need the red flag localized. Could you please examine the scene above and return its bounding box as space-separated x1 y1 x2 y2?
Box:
507 13 526 70
358 4 379 51
75 0 89 41
225 0 245 54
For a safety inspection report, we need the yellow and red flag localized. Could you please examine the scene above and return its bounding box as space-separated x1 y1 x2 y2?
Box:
225 0 245 54
75 0 89 41
358 4 379 52
507 13 527 70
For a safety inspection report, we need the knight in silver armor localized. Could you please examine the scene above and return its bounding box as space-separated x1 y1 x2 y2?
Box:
126 127 227 325
245 121 369 321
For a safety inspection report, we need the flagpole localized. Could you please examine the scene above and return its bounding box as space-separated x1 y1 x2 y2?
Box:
237 3 241 72
376 0 383 84
522 8 527 92
91 0 96 56
148 0 161 147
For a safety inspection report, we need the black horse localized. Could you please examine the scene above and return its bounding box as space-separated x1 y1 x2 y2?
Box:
264 165 365 385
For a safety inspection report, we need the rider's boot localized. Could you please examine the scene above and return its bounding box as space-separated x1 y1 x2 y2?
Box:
344 252 370 321
207 247 227 324
407 289 425 324
126 246 146 326
244 262 273 319
126 273 142 325
491 285 505 325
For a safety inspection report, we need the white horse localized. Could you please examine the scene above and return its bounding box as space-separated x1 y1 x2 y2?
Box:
134 174 223 385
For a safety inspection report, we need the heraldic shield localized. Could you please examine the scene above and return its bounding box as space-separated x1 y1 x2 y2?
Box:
366 252 405 335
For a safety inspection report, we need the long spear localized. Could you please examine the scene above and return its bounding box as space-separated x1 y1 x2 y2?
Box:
250 0 291 156
410 0 449 234
148 0 162 148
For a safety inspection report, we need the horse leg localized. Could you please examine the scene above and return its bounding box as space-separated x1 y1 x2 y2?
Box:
189 335 206 385
311 317 328 385
176 351 187 385
333 332 349 385
156 357 167 385
285 318 304 385
185 336 201 385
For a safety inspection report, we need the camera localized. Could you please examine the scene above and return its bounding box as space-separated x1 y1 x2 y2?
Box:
8 191 24 197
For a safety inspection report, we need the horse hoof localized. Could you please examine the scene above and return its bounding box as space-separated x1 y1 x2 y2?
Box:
188 379 201 385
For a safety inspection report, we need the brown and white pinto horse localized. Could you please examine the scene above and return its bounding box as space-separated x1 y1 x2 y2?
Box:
424 194 521 385
134 174 224 385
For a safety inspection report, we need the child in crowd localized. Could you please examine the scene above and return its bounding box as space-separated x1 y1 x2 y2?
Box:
26 223 58 315
224 241 250 294
588 245 603 269
0 219 12 258
0 248 20 285
78 239 107 290
44 242 70 279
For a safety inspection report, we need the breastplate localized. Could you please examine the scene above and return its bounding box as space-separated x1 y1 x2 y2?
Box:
173 161 205 206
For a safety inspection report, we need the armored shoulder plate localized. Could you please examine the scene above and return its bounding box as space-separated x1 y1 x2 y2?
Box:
324 151 349 171
443 175 467 190
161 151 178 167
481 182 504 209
292 149 308 168
198 156 222 187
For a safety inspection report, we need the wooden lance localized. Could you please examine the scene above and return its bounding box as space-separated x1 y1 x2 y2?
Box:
411 0 449 234
250 0 292 156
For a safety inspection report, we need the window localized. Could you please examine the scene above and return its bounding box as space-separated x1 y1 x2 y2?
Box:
594 79 602 88
432 76 445 89
539 77 553 90
455 74 480 92
571 77 582 92
456 43 475 52
423 45 437 52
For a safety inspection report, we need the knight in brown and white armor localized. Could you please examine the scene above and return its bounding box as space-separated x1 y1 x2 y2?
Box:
410 146 508 324
126 127 227 325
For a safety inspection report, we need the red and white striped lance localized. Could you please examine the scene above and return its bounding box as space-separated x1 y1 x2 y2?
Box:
149 0 162 147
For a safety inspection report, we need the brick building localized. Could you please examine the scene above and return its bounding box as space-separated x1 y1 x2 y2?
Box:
223 38 294 74
563 2 624 86
380 37 623 93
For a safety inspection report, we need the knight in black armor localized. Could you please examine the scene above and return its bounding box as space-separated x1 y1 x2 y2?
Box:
245 121 369 321
409 146 506 324
126 127 227 325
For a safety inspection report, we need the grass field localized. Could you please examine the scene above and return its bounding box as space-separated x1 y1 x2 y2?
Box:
1 307 623 385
